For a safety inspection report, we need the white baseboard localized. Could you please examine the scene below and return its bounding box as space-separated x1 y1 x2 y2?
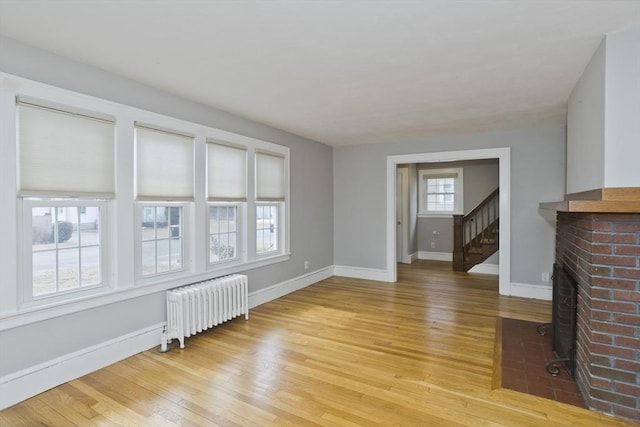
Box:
0 322 164 410
333 265 390 282
510 282 552 300
249 266 333 309
468 263 500 275
418 251 452 261
408 252 417 263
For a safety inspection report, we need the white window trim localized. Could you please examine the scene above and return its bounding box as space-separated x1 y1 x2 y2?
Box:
0 71 290 330
418 167 464 217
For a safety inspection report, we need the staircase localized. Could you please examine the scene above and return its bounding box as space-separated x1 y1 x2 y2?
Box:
453 188 499 272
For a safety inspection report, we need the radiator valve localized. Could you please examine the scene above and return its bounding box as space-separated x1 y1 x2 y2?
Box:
159 329 169 353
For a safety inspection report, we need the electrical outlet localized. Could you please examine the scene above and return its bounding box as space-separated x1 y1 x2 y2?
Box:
304 260 310 270
541 272 550 283
430 240 436 249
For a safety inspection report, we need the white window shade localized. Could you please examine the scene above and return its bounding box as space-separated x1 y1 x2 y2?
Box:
136 126 194 200
256 152 285 201
207 142 247 201
18 102 115 197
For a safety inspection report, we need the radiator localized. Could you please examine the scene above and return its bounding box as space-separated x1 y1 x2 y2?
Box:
166 274 249 349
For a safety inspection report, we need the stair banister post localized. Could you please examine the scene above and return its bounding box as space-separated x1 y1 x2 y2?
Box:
453 214 465 271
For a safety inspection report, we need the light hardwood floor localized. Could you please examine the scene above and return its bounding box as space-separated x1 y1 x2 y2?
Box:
1 260 635 426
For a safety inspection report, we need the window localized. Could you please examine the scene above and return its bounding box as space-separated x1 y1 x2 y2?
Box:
419 168 463 216
18 100 114 303
140 206 183 276
209 205 239 263
28 203 104 299
135 125 193 279
207 142 246 265
255 152 285 256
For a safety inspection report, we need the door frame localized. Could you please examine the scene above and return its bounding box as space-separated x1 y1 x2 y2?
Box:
385 147 511 296
396 167 410 263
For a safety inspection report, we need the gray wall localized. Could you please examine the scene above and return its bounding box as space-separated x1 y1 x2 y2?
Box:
416 159 499 254
334 125 566 285
0 38 333 375
567 38 606 193
567 26 640 193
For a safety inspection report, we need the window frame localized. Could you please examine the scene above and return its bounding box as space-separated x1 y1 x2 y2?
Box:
418 167 464 217
20 198 111 308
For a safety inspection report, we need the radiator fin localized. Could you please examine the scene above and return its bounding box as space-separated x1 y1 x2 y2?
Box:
166 274 249 348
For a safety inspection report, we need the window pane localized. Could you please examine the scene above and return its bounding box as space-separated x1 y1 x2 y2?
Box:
156 239 170 273
32 251 56 297
79 207 100 247
141 240 156 275
170 238 182 270
81 246 100 286
58 248 79 291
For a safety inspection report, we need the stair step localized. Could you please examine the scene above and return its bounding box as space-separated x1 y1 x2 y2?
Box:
480 238 496 245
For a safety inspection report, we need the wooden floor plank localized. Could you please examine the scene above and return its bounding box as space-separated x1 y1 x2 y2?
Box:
1 260 636 426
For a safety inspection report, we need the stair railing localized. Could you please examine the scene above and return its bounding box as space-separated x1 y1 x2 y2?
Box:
453 188 499 271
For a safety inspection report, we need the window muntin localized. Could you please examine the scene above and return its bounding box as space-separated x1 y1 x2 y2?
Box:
209 205 239 264
28 203 103 299
140 206 183 276
256 203 280 255
419 168 463 215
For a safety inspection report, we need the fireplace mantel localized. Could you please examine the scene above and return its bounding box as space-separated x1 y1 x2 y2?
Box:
539 187 640 213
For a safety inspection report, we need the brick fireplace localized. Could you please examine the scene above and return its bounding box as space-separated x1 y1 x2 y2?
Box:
542 188 640 422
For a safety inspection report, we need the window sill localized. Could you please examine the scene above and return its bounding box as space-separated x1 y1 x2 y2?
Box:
0 253 290 331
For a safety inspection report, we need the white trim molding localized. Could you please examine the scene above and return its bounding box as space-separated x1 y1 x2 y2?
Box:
510 282 552 300
418 251 453 261
249 266 333 308
386 147 511 294
333 265 390 282
0 322 165 410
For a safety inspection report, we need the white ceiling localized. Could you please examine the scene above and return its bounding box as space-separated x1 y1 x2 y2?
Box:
1 1 639 146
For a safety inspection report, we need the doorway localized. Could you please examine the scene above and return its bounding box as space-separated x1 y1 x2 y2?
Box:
386 147 511 295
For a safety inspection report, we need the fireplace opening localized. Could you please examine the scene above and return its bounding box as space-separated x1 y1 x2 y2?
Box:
538 263 578 377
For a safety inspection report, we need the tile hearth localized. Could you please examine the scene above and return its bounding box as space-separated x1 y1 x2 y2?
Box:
500 317 586 408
